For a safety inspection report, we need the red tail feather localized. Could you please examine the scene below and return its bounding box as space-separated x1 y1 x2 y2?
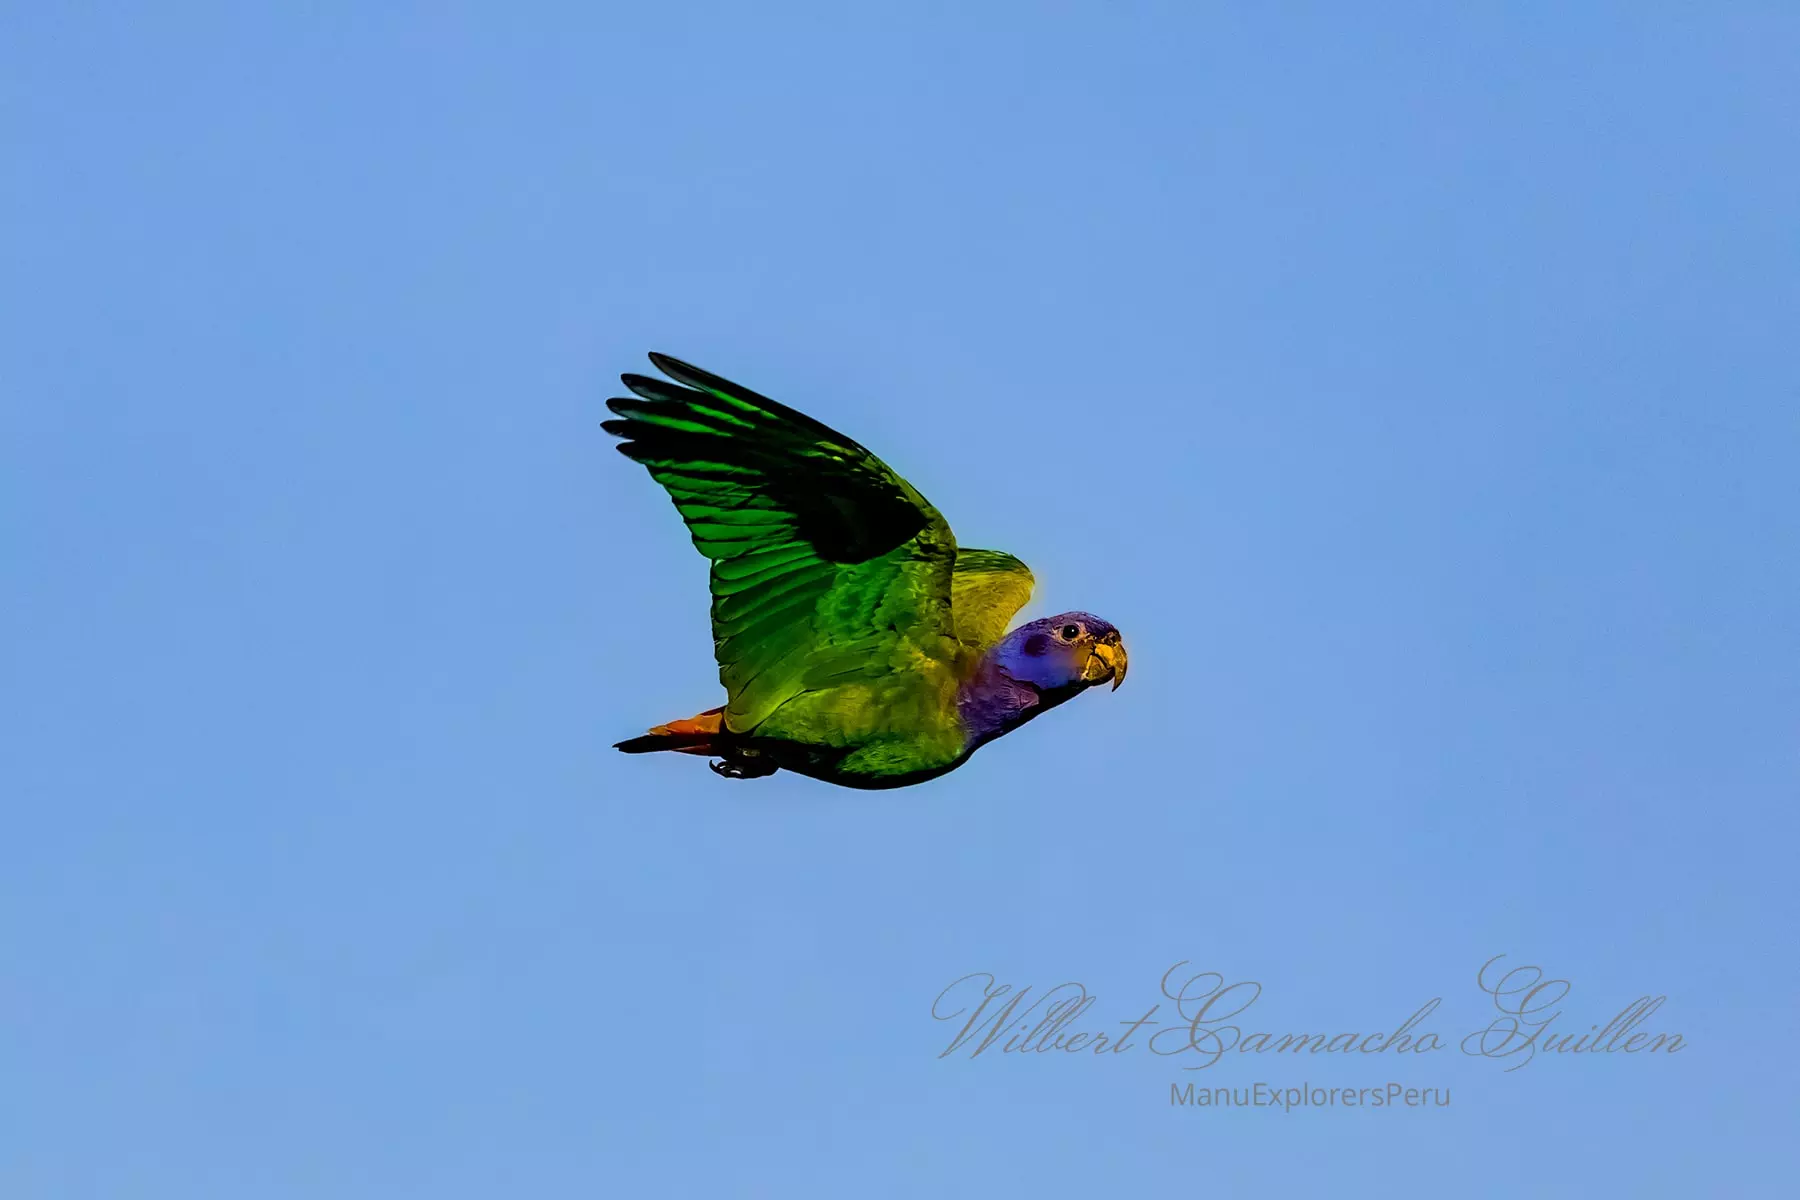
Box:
615 707 724 755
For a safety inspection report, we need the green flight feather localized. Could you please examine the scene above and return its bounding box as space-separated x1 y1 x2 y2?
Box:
604 354 960 733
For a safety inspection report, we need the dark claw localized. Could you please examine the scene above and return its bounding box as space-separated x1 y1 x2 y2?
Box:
709 754 778 780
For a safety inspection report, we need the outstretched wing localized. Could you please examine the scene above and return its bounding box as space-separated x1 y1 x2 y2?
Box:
604 354 958 731
951 549 1035 649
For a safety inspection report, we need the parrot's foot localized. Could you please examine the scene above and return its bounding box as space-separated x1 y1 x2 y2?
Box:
709 750 778 780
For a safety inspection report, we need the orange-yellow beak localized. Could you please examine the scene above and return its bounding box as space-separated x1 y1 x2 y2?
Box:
1087 637 1129 691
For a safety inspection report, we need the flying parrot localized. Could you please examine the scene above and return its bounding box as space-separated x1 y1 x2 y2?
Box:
604 353 1128 789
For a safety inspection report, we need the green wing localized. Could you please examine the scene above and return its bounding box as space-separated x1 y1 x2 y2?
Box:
604 354 958 732
951 549 1035 649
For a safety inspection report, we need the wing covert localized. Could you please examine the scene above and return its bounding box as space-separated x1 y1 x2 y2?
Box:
950 549 1035 649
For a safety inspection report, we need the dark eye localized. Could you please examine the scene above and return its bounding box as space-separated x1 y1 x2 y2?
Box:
1059 623 1081 641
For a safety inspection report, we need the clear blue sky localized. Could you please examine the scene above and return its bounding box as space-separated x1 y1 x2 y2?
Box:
4 3 1797 1196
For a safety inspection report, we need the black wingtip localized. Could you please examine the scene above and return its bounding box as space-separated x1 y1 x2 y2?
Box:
620 373 701 406
639 352 841 441
648 352 736 397
647 351 691 377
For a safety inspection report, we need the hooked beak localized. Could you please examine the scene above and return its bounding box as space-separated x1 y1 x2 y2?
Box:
1088 638 1129 691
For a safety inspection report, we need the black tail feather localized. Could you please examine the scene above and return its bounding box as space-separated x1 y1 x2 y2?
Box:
615 730 713 754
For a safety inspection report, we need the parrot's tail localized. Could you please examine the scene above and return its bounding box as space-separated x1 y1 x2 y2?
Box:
614 707 724 756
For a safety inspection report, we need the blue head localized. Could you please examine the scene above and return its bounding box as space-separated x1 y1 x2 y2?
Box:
988 612 1129 694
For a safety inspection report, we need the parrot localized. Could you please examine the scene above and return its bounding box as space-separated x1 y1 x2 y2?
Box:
604 353 1127 789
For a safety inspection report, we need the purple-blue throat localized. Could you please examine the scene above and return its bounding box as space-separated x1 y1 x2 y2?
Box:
956 612 1119 748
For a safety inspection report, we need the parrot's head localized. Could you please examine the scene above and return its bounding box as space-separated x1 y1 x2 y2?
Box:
993 612 1129 695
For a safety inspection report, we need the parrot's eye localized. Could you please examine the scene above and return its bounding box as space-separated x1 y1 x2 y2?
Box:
1059 623 1081 641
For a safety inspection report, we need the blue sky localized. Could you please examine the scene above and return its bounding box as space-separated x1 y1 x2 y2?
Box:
4 3 1797 1195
